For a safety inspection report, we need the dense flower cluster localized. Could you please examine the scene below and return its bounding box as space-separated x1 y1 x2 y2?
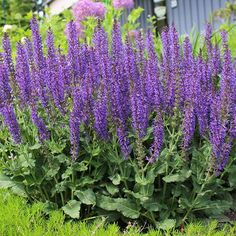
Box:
72 0 106 36
1 18 236 173
113 0 134 10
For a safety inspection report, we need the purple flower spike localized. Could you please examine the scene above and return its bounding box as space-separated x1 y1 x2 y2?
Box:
117 123 131 160
46 29 65 112
0 59 12 106
161 27 174 111
30 106 50 142
16 43 32 107
148 111 164 162
0 105 21 144
66 21 80 86
2 33 16 91
69 86 84 160
30 17 49 107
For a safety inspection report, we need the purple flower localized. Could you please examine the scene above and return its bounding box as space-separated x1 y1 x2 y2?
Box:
30 17 49 107
0 104 21 144
145 31 163 110
148 111 164 162
46 29 65 112
182 37 197 149
195 55 211 135
205 23 213 56
117 123 131 159
72 0 106 23
30 106 50 142
161 27 174 111
170 25 184 109
210 94 227 164
69 86 83 160
94 87 108 140
0 59 12 106
219 30 235 120
113 0 134 9
15 43 32 107
111 22 129 122
2 33 16 91
24 38 34 66
66 21 80 86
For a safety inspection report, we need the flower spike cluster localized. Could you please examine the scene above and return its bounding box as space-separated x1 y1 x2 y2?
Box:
1 19 236 173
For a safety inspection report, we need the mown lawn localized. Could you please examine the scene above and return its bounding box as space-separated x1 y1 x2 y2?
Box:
0 190 236 236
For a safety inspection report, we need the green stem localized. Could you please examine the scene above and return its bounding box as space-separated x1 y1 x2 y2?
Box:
54 176 65 206
71 165 75 200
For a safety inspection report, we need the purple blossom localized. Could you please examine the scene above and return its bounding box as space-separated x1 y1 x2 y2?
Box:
72 0 106 24
170 25 184 109
111 22 129 123
0 59 12 106
2 33 16 91
219 30 235 120
117 123 131 159
30 17 49 107
0 104 21 143
161 27 174 111
30 106 50 142
113 0 134 9
148 112 164 162
46 29 65 112
210 94 227 163
69 86 83 160
145 31 163 110
196 55 211 135
93 88 108 140
182 37 197 149
66 21 80 86
15 43 32 107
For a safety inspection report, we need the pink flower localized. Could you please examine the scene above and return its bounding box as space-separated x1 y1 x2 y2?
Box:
127 29 139 39
113 0 134 10
72 0 106 22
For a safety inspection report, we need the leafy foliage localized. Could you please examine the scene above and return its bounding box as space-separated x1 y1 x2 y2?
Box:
1 2 236 230
1 114 236 227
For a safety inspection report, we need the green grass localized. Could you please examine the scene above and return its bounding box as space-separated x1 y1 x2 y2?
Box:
0 190 236 236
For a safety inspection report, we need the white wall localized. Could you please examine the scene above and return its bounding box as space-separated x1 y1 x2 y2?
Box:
48 0 77 15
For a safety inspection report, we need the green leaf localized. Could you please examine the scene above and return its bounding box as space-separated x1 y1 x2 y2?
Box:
29 143 41 150
128 7 144 24
163 170 191 183
75 189 96 205
96 195 117 211
116 199 141 219
110 174 121 185
73 162 88 172
228 166 236 187
0 174 26 197
105 184 119 195
0 174 15 188
142 199 162 212
62 200 81 219
11 184 27 197
157 219 176 230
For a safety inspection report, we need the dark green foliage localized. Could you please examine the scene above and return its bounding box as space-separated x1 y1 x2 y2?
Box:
0 0 36 27
1 110 236 229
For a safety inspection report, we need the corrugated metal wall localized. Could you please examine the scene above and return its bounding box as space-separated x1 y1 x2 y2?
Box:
120 0 154 30
166 0 234 34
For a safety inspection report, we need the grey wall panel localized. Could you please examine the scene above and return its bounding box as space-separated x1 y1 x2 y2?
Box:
167 0 234 35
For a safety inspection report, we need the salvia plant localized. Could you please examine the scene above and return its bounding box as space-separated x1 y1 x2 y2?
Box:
1 18 236 229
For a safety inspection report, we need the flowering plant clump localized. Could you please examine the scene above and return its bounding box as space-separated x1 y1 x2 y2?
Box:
72 0 106 36
1 19 236 227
